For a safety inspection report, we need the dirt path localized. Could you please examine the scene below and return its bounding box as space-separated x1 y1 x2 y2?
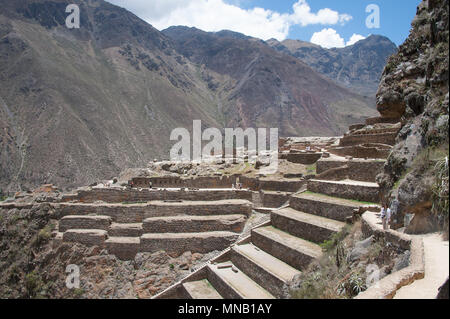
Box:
394 233 449 299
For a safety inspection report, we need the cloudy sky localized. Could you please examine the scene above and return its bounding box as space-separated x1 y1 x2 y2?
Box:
106 0 420 48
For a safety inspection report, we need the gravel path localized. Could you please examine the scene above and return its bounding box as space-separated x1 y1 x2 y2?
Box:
394 233 449 299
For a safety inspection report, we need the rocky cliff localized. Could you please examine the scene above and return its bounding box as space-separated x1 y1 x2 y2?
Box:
376 0 449 234
267 35 398 97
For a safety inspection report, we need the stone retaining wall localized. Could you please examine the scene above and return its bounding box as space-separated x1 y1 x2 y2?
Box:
286 152 322 165
240 176 305 193
307 180 380 203
142 215 246 233
339 133 397 147
316 160 385 182
140 232 239 256
365 117 401 126
62 229 108 247
261 192 291 208
289 194 358 222
61 188 253 203
328 145 391 159
131 176 238 189
356 211 425 299
59 215 112 232
56 200 252 223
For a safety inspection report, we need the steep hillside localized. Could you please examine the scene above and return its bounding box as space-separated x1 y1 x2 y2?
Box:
267 35 398 97
376 0 448 234
163 26 376 136
0 0 225 193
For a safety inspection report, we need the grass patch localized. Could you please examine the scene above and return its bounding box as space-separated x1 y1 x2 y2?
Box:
290 222 369 299
306 163 317 175
121 201 148 205
303 191 377 206
320 224 352 252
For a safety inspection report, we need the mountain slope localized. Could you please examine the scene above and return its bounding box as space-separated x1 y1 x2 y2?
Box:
163 26 376 136
267 35 398 97
0 0 377 193
0 0 224 192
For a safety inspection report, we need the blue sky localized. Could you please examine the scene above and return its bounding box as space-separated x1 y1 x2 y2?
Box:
107 0 421 47
232 0 420 46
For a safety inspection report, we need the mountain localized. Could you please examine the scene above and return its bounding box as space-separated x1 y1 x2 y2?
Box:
267 35 398 97
163 26 376 134
0 0 376 193
0 0 224 193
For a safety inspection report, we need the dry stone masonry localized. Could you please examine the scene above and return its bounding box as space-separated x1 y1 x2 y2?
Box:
153 121 393 300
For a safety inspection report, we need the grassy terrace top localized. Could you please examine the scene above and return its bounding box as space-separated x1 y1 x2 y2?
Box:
301 191 379 206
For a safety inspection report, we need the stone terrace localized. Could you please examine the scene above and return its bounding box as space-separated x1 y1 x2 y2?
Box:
152 120 397 299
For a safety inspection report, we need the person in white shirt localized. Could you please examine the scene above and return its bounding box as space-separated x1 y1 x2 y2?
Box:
380 205 386 228
381 204 391 230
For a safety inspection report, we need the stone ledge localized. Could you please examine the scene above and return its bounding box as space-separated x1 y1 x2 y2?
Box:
142 215 247 233
355 211 425 299
59 215 112 232
62 229 108 247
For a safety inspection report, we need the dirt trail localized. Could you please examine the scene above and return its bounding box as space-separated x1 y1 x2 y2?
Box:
394 233 449 299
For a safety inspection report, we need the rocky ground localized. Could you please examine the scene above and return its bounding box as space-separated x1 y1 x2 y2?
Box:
287 221 410 299
0 203 220 299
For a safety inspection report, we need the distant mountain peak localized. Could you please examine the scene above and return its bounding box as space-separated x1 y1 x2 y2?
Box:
267 35 397 96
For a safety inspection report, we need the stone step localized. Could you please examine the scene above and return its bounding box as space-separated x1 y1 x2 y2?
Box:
57 199 252 223
290 192 360 222
140 231 239 257
109 223 143 237
251 226 322 270
105 237 140 260
182 279 223 299
206 262 275 299
142 215 246 234
59 215 112 232
316 159 385 182
62 229 108 247
271 208 345 244
231 243 301 298
307 179 380 203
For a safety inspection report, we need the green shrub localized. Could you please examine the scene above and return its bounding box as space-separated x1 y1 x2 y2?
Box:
32 224 53 247
320 224 352 252
25 271 45 298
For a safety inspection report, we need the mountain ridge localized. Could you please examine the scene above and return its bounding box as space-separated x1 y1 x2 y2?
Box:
1 0 379 193
267 34 398 97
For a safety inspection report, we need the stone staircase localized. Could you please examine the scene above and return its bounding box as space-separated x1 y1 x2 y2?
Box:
155 178 379 299
54 197 252 260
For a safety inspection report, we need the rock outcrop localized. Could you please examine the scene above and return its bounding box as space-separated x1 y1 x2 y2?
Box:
376 0 449 232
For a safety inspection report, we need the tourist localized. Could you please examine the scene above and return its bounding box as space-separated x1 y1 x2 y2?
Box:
381 204 391 230
380 204 387 230
386 204 392 229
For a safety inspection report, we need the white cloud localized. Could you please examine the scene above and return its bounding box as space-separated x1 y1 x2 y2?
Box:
310 28 345 48
310 29 366 48
106 0 352 41
346 33 366 46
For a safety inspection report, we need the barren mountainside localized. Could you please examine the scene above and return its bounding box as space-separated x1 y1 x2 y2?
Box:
0 0 378 192
267 35 398 97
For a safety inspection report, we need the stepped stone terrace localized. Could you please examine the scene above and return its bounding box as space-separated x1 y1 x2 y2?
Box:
1 116 417 299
